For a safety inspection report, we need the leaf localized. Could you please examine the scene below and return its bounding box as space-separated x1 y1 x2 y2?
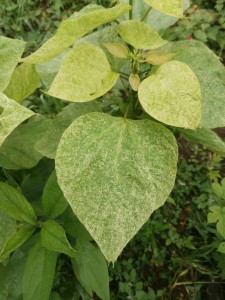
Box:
0 228 34 260
21 4 131 64
160 40 225 128
23 241 58 300
47 44 119 102
0 36 26 91
62 208 92 242
129 74 140 91
76 24 128 73
72 240 110 300
208 206 225 238
0 115 46 170
42 171 68 218
41 220 76 257
0 182 37 225
143 0 183 18
145 51 176 65
218 242 225 254
0 213 16 256
103 43 129 58
55 112 178 262
178 128 225 154
35 101 101 159
138 60 201 129
3 63 40 102
212 178 225 200
118 20 168 50
0 92 35 147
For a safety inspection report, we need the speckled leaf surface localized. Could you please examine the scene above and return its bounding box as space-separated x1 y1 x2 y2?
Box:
4 63 40 102
0 92 35 147
0 36 26 91
35 101 101 159
138 60 201 129
48 44 119 102
55 112 178 262
118 20 168 50
21 4 130 64
144 0 183 18
160 40 225 128
178 128 225 154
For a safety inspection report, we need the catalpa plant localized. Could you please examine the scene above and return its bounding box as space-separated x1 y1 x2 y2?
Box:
1 0 225 299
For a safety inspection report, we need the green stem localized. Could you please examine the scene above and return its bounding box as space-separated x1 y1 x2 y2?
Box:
141 7 151 22
129 0 132 19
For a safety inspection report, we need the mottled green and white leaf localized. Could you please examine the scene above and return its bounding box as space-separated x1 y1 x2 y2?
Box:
103 43 128 58
35 101 101 159
4 63 40 102
0 92 34 147
138 60 201 129
145 51 176 65
56 112 177 262
179 128 225 154
143 0 183 18
160 40 225 128
0 36 26 91
48 44 119 102
129 74 140 91
21 4 130 64
118 20 168 49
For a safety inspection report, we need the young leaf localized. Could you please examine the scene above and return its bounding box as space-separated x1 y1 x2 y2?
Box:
42 171 68 218
0 36 26 91
178 128 225 154
143 0 183 18
0 92 34 147
0 115 46 170
21 4 131 64
212 178 225 200
145 51 176 65
0 182 37 225
3 63 40 102
103 43 129 58
138 60 201 129
23 241 58 300
41 220 76 257
0 228 34 260
35 101 102 159
129 74 140 91
118 20 168 50
47 44 119 102
0 213 16 256
160 40 225 128
208 206 225 238
55 112 178 262
72 240 110 300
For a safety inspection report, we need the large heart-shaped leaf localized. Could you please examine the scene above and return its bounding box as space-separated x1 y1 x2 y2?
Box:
138 60 201 129
21 4 130 64
0 92 34 147
48 44 119 102
55 112 177 262
160 40 225 128
118 20 167 49
0 36 26 91
143 0 183 18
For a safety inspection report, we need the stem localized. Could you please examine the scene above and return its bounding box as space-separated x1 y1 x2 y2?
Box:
141 7 151 22
129 0 132 19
